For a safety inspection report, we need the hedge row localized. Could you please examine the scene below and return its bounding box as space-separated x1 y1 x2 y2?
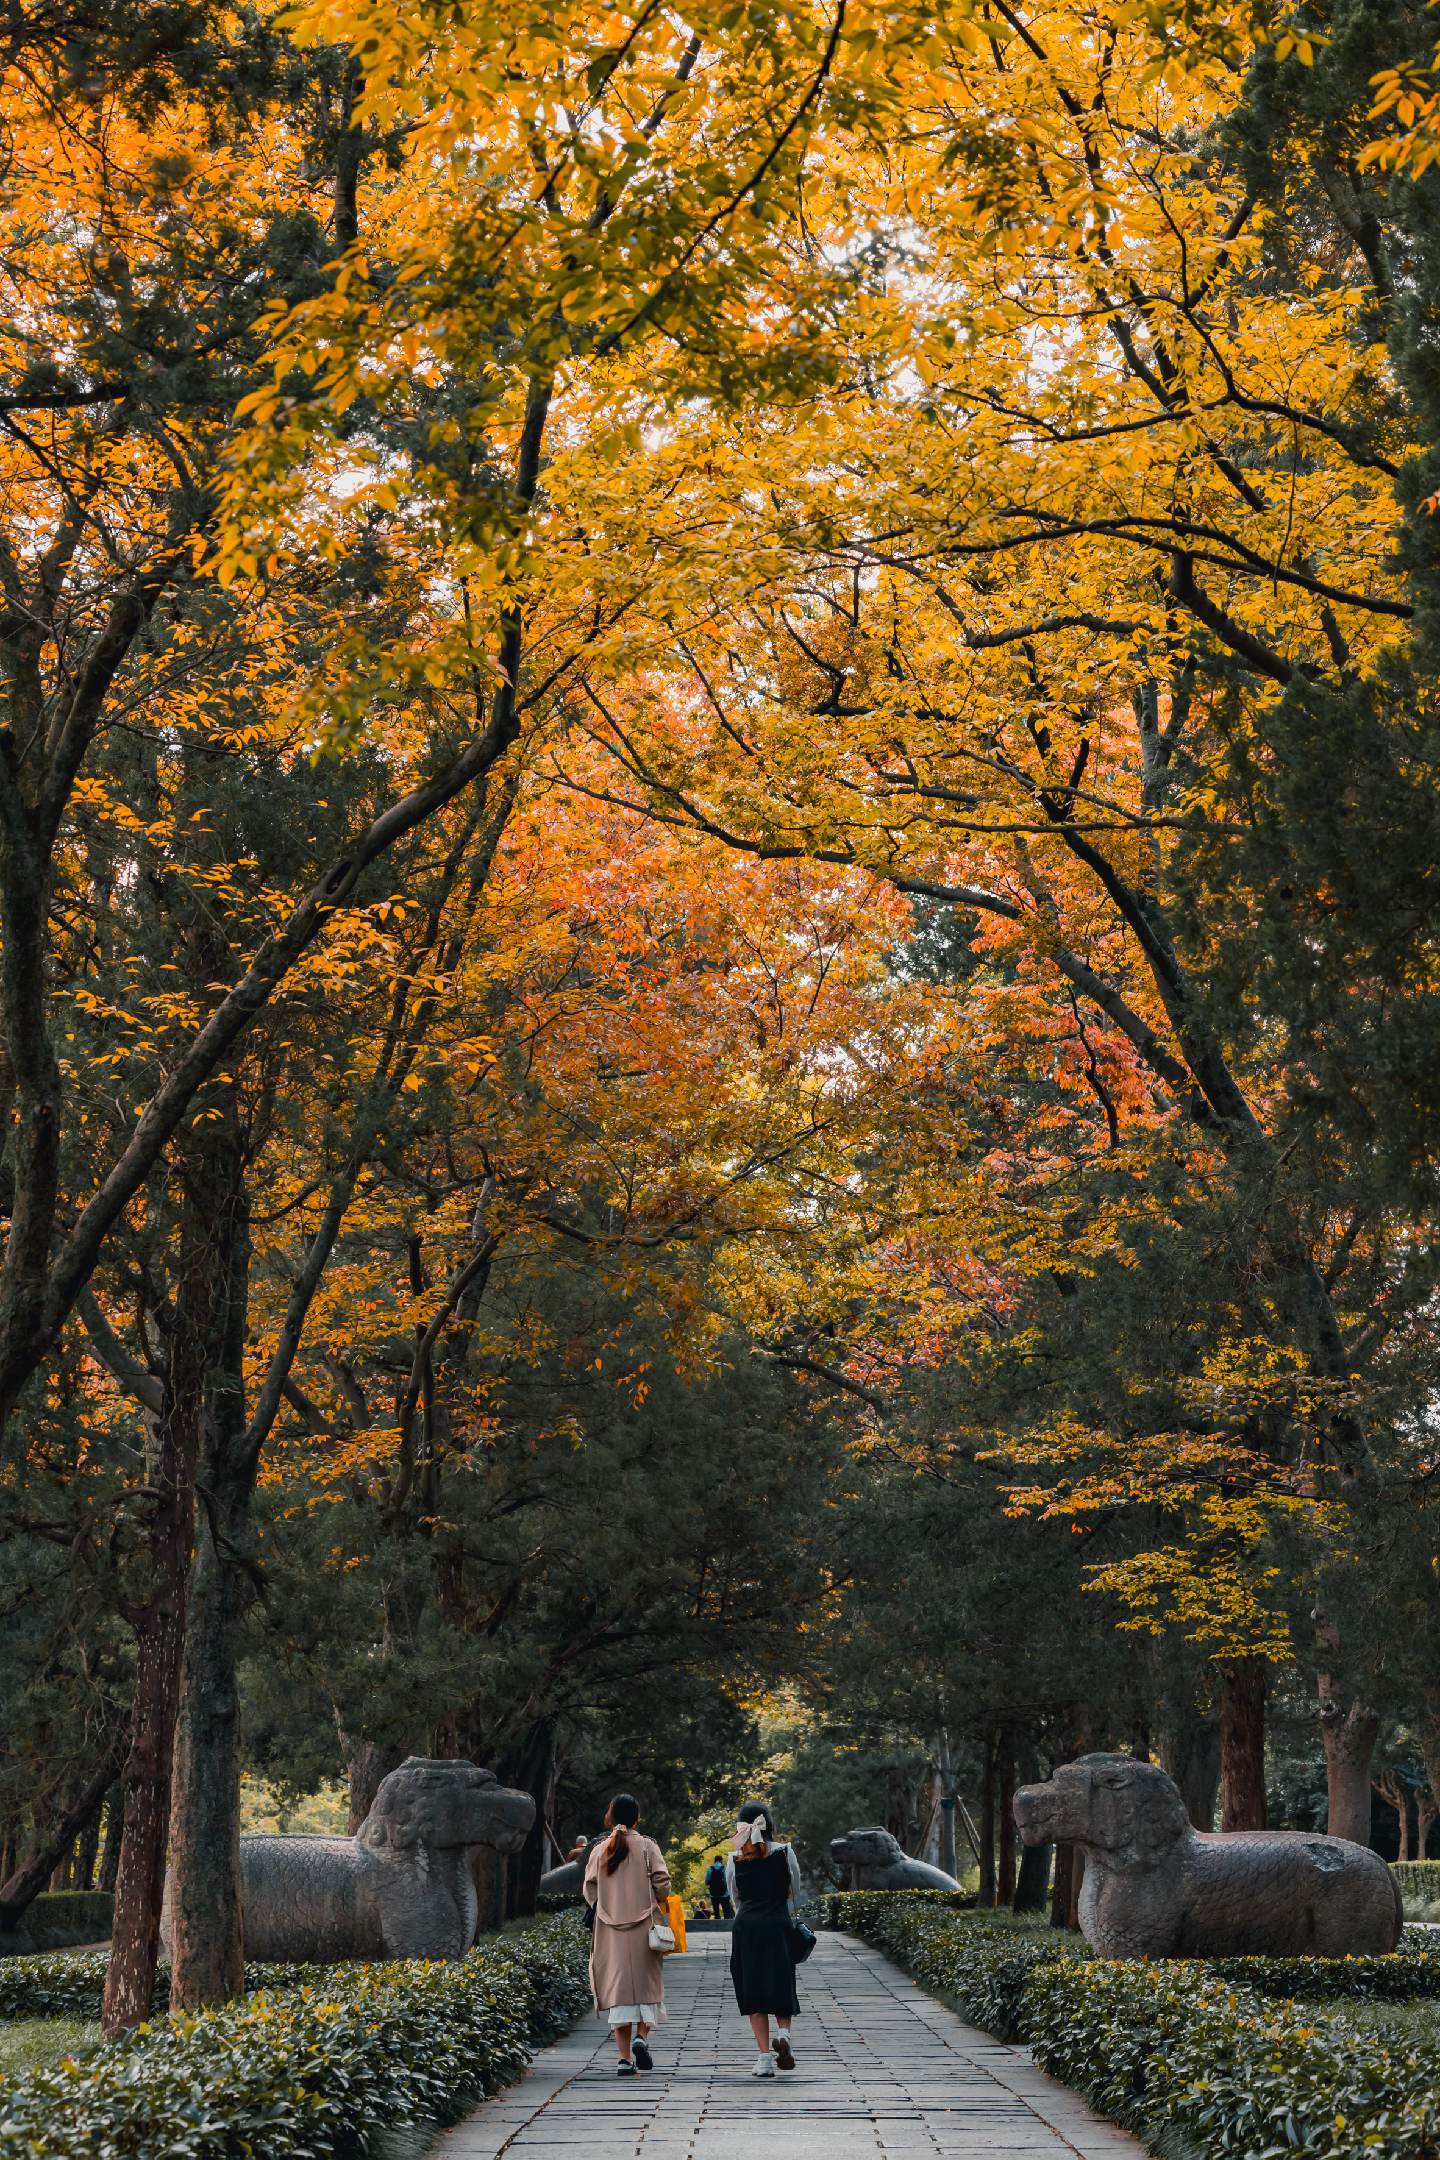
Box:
0 1914 591 2160
1394 1860 1440 1901
0 1894 113 1960
0 1949 335 2024
830 1894 1073 2037
0 1951 115 2022
832 1894 1440 2160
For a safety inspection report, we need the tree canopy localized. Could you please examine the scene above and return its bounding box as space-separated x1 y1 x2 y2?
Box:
4 0 1440 2029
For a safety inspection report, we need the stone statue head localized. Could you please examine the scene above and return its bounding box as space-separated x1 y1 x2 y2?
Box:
1013 1754 1190 1866
829 1826 904 1872
358 1757 535 1858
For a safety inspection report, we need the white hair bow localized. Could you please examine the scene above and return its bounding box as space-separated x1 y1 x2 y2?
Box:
735 1818 769 1849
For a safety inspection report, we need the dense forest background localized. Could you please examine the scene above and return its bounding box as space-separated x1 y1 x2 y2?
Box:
3 0 1440 2037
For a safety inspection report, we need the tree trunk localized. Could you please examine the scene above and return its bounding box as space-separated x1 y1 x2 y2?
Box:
494 1717 555 1924
76 1810 102 1893
1014 1837 1051 1913
0 1739 126 1930
978 1734 997 1907
103 1119 238 2036
1319 1677 1378 1845
1159 1709 1221 1831
936 1727 959 1882
346 1740 407 1834
1375 1775 1413 1863
997 1736 1016 1905
1419 1703 1440 1854
103 1538 192 2034
98 1787 124 1894
168 1147 253 2012
1067 1845 1085 1931
1218 1657 1268 1831
472 1847 507 1936
1050 1840 1073 1929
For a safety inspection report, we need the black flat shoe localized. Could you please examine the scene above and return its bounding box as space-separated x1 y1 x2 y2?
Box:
633 2039 653 2070
616 2059 636 2077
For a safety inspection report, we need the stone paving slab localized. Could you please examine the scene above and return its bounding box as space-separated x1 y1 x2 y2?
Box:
435 1932 1140 2160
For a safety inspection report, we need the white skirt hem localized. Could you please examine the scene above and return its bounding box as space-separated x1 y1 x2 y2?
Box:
605 2002 668 2026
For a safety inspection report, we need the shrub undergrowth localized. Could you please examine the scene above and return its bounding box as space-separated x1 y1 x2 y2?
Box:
0 1913 590 2160
832 1891 1440 2159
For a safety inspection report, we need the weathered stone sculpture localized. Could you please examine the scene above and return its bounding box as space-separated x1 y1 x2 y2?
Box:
1013 1754 1402 1959
538 1838 598 1902
180 1758 534 1964
829 1826 961 1892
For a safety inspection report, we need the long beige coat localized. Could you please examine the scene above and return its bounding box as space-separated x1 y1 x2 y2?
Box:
584 1831 671 2012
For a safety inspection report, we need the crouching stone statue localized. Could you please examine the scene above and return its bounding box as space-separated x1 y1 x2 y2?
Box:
174 1758 535 1964
829 1826 961 1892
1013 1754 1401 1959
538 1837 599 1902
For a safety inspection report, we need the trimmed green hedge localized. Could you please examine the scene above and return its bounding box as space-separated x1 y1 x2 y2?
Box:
834 1893 1440 2160
0 1950 333 2024
0 1914 590 2159
1394 1860 1440 1907
0 1894 113 1959
830 1893 1073 2037
0 1952 115 2022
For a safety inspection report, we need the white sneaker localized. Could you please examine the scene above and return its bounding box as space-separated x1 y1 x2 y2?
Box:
751 2054 776 2078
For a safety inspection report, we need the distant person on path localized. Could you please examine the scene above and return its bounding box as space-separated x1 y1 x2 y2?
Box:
704 1852 734 1919
583 1793 672 2079
726 1801 802 2076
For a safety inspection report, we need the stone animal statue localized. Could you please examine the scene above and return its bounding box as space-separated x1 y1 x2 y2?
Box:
169 1758 535 1964
1013 1754 1402 1959
829 1826 961 1893
538 1837 599 1902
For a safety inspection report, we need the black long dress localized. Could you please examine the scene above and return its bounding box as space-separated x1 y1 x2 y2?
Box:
729 1847 800 2017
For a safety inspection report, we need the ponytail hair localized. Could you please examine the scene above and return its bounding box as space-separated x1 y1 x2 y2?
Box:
737 1800 777 1858
603 1791 641 1874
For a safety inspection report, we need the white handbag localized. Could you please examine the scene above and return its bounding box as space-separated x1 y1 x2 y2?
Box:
648 1915 677 1952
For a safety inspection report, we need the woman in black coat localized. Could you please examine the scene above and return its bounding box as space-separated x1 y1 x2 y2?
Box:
727 1801 803 2076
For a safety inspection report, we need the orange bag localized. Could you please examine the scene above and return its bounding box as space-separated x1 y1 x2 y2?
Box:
664 1894 688 1953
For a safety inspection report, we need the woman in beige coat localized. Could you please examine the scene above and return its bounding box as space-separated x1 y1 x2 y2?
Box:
583 1793 672 2076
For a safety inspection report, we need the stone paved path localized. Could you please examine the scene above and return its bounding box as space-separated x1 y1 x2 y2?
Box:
436 1932 1140 2160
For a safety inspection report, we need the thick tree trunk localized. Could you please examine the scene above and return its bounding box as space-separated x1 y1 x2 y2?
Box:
98 1787 124 1894
978 1734 997 1907
1218 1658 1268 1831
1159 1708 1221 1831
103 1117 238 2037
1050 1840 1073 1929
1320 1685 1378 1844
936 1727 959 1882
346 1740 407 1834
472 1848 507 1936
167 1496 249 2006
1419 1705 1440 1852
1067 1845 1085 1931
997 1737 1016 1905
168 1151 253 2012
0 1740 126 1929
75 1811 102 1892
1013 1838 1051 1913
496 1718 555 1923
103 1535 192 2034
